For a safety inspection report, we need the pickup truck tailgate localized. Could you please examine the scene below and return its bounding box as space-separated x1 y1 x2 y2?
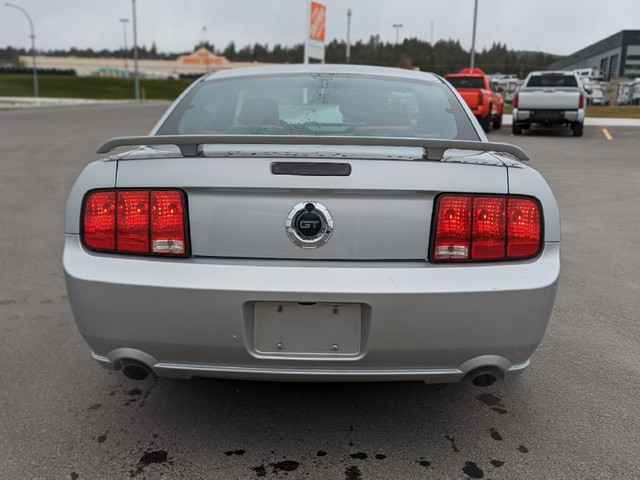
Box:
458 90 481 109
518 88 581 110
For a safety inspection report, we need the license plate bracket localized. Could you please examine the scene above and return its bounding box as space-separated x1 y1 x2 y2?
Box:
254 302 361 356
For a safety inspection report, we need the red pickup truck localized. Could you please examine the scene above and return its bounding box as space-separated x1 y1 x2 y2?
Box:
444 68 504 132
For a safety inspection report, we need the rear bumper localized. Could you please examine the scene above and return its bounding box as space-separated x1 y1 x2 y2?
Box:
63 235 560 383
513 108 585 125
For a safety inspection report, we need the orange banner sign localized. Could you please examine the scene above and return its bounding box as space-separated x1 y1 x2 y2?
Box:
310 2 326 42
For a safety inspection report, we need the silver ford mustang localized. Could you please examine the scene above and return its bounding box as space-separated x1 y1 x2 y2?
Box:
63 64 560 386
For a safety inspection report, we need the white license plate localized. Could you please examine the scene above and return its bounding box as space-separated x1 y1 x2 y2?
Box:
254 302 361 355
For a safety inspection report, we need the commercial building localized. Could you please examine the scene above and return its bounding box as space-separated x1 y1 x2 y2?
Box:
18 47 269 77
548 30 640 80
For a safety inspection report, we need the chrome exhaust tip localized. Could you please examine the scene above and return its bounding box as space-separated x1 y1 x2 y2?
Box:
120 359 152 381
466 367 503 387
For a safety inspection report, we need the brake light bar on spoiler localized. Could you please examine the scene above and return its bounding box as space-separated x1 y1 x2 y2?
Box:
97 135 529 162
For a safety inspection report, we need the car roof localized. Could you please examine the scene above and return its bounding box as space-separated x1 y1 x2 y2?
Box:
200 63 442 83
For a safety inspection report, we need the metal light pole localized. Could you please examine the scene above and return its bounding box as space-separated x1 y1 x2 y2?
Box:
6 2 38 97
470 0 478 69
431 19 434 45
131 0 140 100
120 18 129 71
346 9 351 63
393 24 403 45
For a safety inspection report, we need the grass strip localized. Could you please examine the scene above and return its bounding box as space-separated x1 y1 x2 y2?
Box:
0 74 195 101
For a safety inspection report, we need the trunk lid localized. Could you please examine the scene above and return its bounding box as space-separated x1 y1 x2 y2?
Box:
114 145 510 261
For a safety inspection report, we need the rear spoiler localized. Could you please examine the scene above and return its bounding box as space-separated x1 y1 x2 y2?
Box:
97 134 529 162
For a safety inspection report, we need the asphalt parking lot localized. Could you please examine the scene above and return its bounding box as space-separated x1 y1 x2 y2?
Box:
1 103 638 479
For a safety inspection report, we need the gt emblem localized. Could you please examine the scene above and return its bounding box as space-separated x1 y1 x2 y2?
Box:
286 202 333 249
299 220 320 229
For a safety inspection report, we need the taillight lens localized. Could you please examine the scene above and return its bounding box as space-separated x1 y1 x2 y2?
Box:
82 189 188 256
506 198 541 258
513 92 519 108
83 191 116 251
431 194 542 262
151 190 187 255
578 92 585 109
117 190 150 253
433 196 471 260
472 196 506 259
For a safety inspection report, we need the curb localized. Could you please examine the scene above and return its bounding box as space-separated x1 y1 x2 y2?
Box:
0 97 148 109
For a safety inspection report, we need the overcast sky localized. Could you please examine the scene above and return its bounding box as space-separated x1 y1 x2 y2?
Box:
2 0 639 57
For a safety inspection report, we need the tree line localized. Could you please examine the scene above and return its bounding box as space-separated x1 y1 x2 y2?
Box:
221 37 559 77
1 37 559 78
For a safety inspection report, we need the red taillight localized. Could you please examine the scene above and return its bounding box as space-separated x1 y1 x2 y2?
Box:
513 92 519 108
151 190 187 255
472 196 506 259
82 189 188 256
117 190 150 253
432 194 542 262
506 198 541 258
578 92 585 109
83 191 116 251
433 196 471 260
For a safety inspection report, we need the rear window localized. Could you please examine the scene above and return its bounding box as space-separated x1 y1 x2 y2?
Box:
445 76 486 89
157 73 479 140
526 75 578 87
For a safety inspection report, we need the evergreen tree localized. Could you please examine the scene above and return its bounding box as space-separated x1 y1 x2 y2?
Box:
223 42 236 60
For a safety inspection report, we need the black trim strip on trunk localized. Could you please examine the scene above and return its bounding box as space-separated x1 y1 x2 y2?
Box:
270 162 352 176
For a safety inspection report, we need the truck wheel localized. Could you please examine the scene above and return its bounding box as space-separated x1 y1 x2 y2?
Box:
493 112 503 130
573 122 584 137
479 114 491 133
512 123 522 135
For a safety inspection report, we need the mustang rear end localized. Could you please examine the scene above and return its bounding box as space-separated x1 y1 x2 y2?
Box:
63 65 560 386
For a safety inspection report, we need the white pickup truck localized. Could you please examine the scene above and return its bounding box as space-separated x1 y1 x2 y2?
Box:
512 71 586 136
